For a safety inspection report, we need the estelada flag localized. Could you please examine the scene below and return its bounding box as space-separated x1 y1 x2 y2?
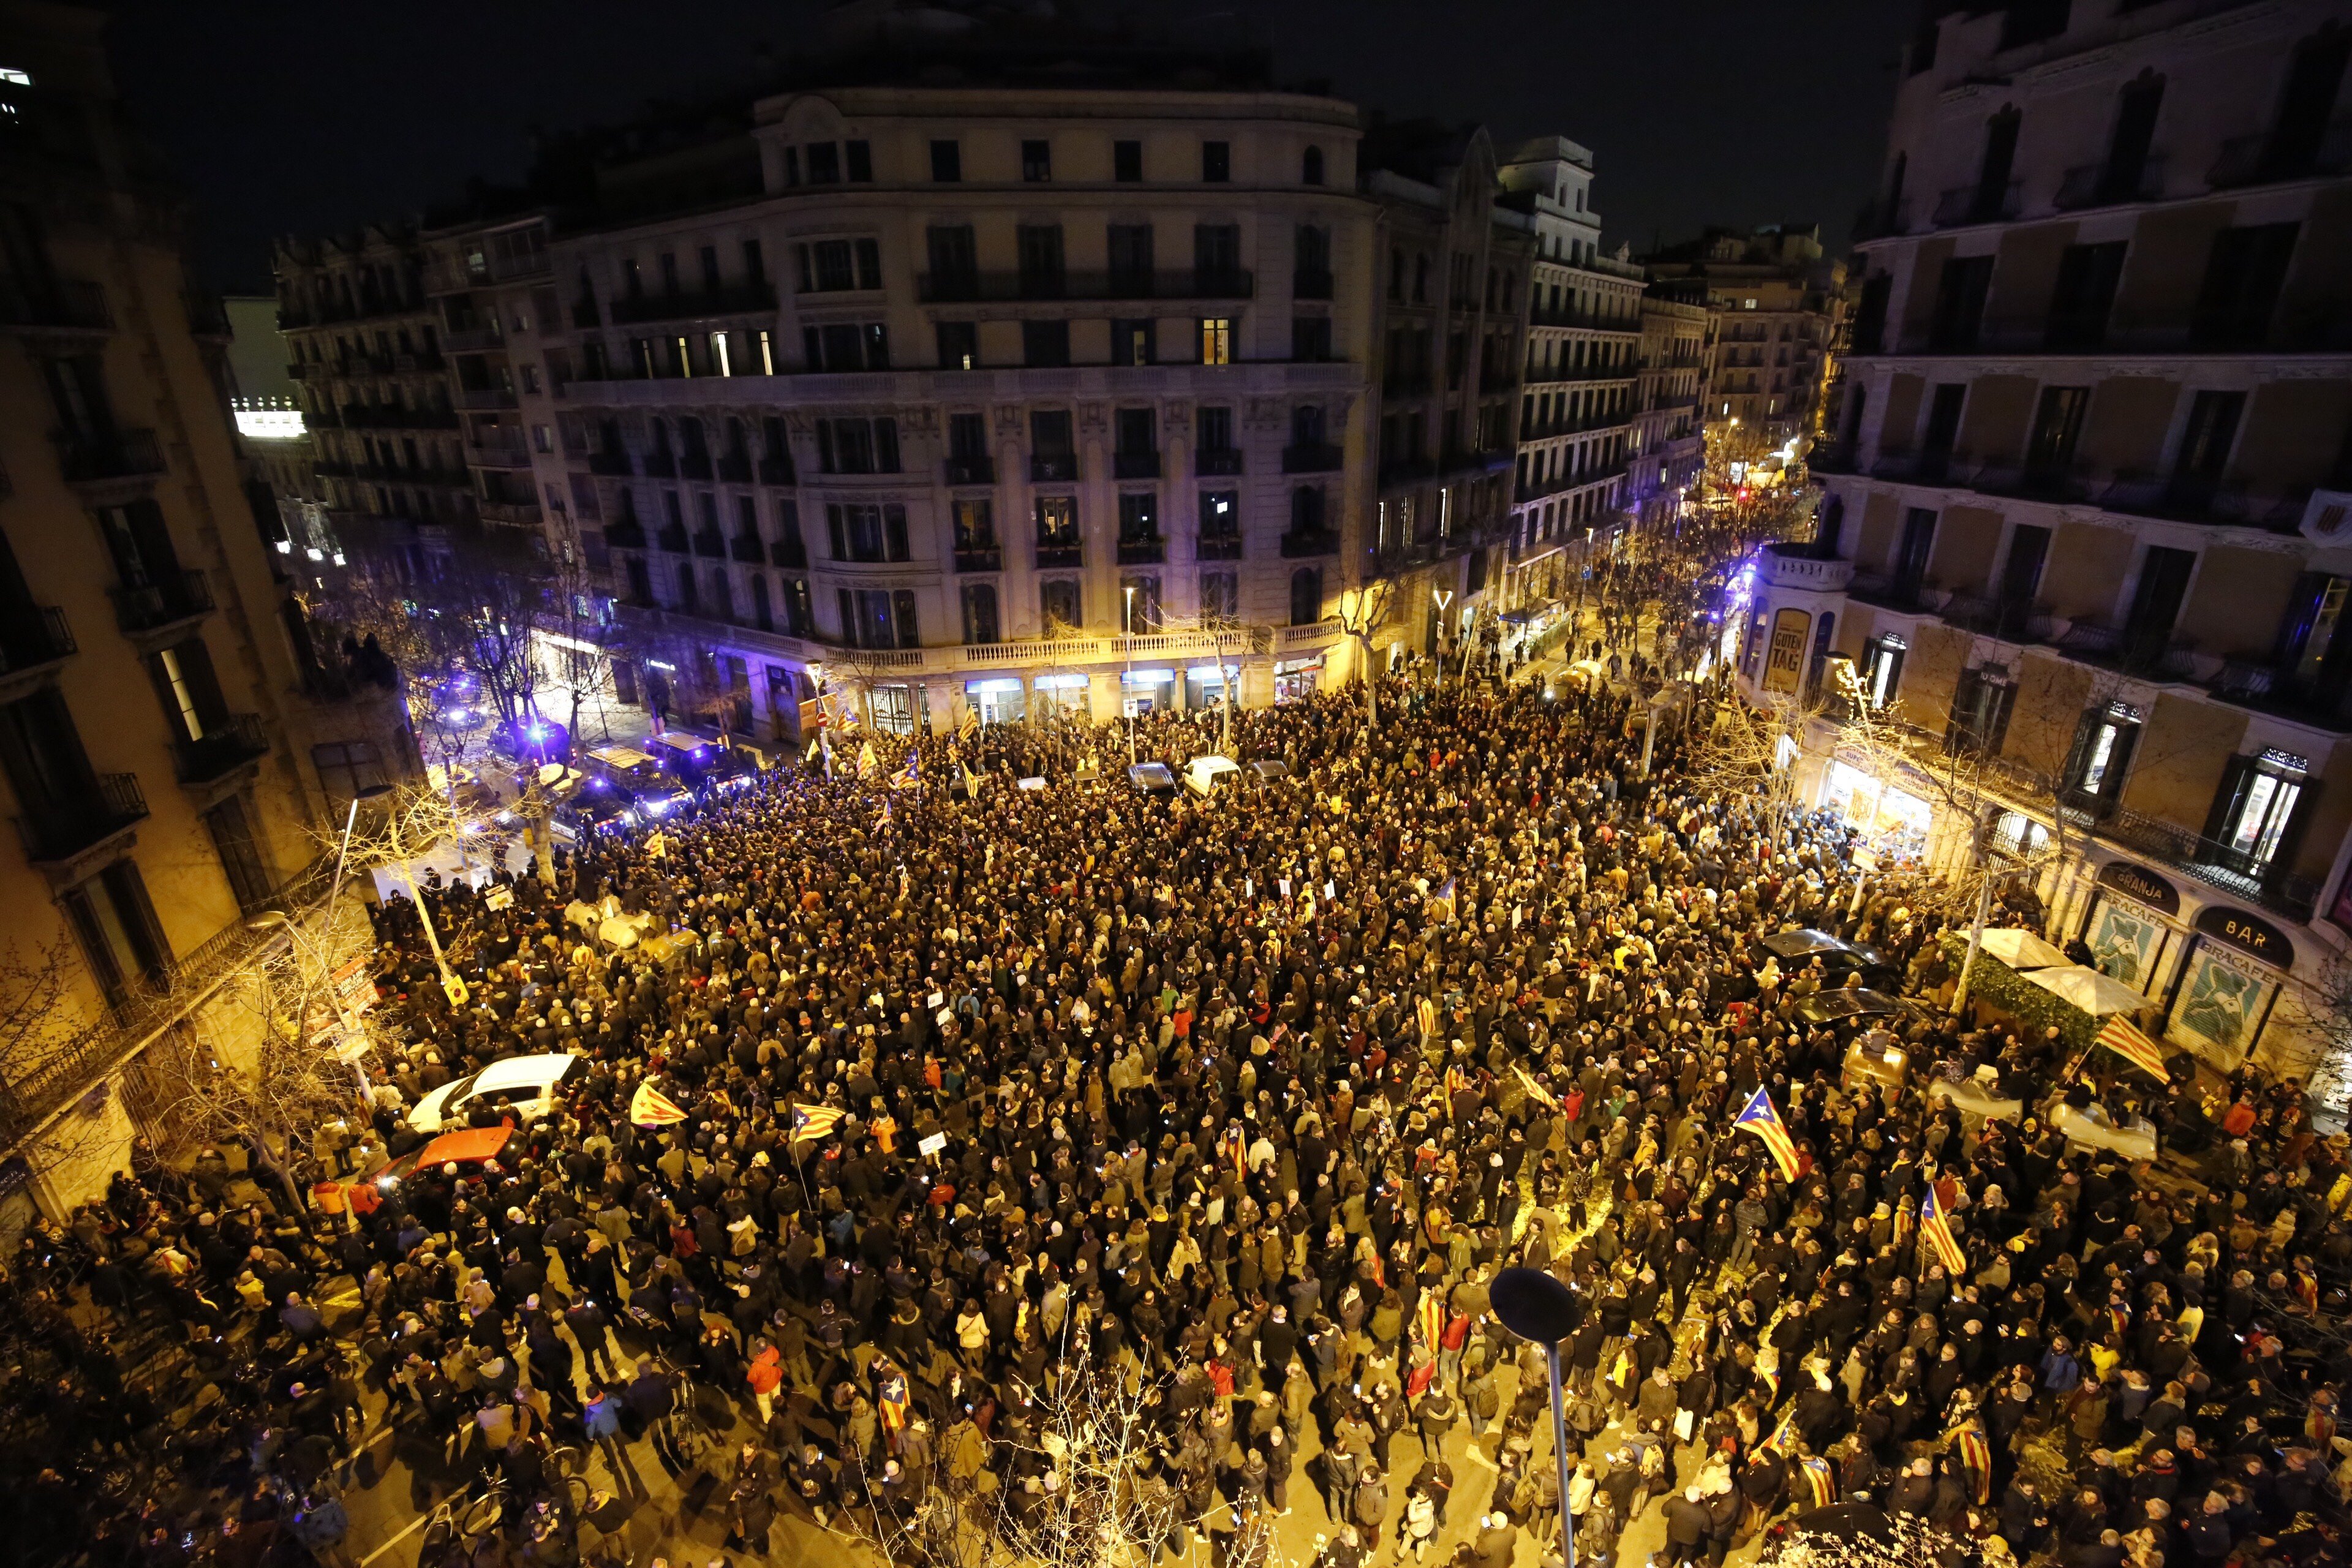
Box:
1415 1290 1442 1351
2095 1016 2170 1082
1956 1423 1994 1504
629 1080 687 1127
1733 1085 1801 1182
857 740 880 779
1757 1401 1800 1457
876 1362 910 1436
1921 1183 1967 1275
790 1102 846 1142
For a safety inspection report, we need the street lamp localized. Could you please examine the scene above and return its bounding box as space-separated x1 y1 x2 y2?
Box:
1491 1266 1580 1568
1123 584 1137 765
1431 589 1454 682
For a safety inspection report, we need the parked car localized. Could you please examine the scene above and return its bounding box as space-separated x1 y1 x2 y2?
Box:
1183 755 1242 797
367 1125 514 1191
1751 928 1899 988
547 770 637 842
581 744 692 818
648 731 756 793
407 1052 581 1133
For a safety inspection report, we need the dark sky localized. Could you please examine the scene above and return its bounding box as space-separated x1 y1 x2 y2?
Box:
103 0 1913 294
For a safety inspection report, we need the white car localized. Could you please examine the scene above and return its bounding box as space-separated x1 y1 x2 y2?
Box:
407 1052 581 1133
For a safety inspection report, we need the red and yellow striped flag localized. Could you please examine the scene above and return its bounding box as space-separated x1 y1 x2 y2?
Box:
1921 1183 1966 1275
2094 1017 2170 1082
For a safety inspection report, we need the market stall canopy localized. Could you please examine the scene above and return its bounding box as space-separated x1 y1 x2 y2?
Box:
1978 928 2068 970
2026 963 2149 1016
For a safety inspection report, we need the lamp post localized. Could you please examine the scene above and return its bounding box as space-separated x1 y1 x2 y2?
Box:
1123 585 1137 765
1431 588 1454 683
1491 1266 1580 1568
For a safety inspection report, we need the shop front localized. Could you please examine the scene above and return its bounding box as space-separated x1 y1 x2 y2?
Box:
1275 655 1322 704
1820 759 1932 861
1121 668 1175 716
1185 663 1235 712
2076 861 2180 994
965 677 1026 726
868 684 926 736
2163 904 2295 1071
1033 673 1091 719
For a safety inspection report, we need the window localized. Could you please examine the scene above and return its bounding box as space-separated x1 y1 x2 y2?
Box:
1918 382 1966 476
2063 701 2141 812
838 587 919 650
782 577 813 636
1202 140 1231 183
2279 572 2352 697
1035 496 1080 551
1291 316 1333 361
952 499 995 551
1021 138 1052 182
149 639 222 742
845 140 872 181
797 238 883 293
1115 407 1156 461
1998 523 2051 608
61 861 170 1007
1016 224 1066 297
948 412 989 467
1927 255 1993 350
1198 404 1234 454
1113 319 1155 366
930 140 961 182
772 497 807 568
1199 490 1240 557
2192 224 2299 349
1120 573 1162 630
1857 634 1905 708
2044 241 2126 349
1194 223 1242 288
1022 319 1071 368
804 142 841 184
1945 663 2015 757
1200 570 1237 620
1107 223 1154 292
1114 139 1142 183
825 502 911 563
937 321 979 371
1118 491 1159 546
2102 71 2165 200
1040 578 1082 631
813 417 900 474
2024 385 2090 481
751 574 773 631
802 322 889 372
1289 566 1322 627
2207 748 2312 876
961 583 999 645
676 561 698 611
1302 145 1325 186
1200 317 1232 365
2124 545 2196 662
926 224 978 298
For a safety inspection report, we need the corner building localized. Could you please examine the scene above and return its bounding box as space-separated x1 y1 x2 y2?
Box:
557 81 1377 733
1744 0 2352 1094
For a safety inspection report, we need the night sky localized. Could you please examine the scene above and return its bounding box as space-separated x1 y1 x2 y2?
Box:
103 0 1913 294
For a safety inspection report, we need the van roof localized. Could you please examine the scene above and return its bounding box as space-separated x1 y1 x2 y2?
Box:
587 746 657 767
469 1052 580 1095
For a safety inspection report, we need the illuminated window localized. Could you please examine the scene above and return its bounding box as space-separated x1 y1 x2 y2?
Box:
1200 317 1232 366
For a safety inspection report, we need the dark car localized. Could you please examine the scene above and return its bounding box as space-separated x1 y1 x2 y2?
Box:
648 731 756 794
1751 929 1899 988
548 771 638 841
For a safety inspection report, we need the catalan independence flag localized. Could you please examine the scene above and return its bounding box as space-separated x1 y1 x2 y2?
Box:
1733 1086 1801 1182
888 750 920 791
857 739 880 780
790 1102 846 1143
1956 1423 1993 1504
1757 1401 1800 1457
1429 876 1458 924
876 1362 910 1441
1415 1290 1443 1351
2095 1016 2171 1082
1920 1183 1966 1275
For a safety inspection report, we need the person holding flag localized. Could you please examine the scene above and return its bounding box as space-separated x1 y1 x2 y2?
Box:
790 1102 846 1144
1920 1182 1967 1275
888 750 919 791
856 739 880 780
1732 1085 1801 1181
1427 875 1458 924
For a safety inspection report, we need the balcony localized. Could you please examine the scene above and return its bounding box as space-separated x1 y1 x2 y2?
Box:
2092 805 2322 923
1850 196 1912 241
954 545 1004 573
442 325 505 353
1036 542 1083 568
173 712 270 786
657 524 690 554
603 518 647 549
455 385 518 411
2207 119 2352 190
1196 447 1244 477
1117 537 1166 565
588 448 633 477
730 533 766 564
467 437 533 470
1197 535 1243 561
1847 571 1928 612
1282 442 1344 474
1112 450 1161 480
679 451 715 482
109 569 214 637
1293 268 1334 301
608 282 778 325
2053 620 2198 681
916 268 1253 304
53 427 166 488
944 455 995 486
643 449 679 479
1940 592 2052 644
759 455 796 486
2054 156 2166 210
714 453 753 484
692 527 726 558
1031 453 1079 483
1280 529 1339 558
478 499 543 529
13 772 148 868
1931 181 2021 227
1760 543 1855 593
0 277 110 337
769 538 808 570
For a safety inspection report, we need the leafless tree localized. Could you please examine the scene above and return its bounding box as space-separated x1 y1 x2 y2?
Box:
1334 580 1396 731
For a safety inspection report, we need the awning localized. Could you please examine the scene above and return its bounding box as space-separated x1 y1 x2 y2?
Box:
2026 964 2149 1016
1978 928 2068 970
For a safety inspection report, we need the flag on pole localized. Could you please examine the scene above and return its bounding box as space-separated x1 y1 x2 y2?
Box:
960 760 982 796
804 737 820 764
888 751 920 791
1428 876 1458 924
2094 1016 2171 1082
1757 1401 1800 1457
790 1102 846 1143
628 1080 687 1127
959 707 979 739
1920 1183 1966 1275
857 740 880 779
1733 1085 1801 1181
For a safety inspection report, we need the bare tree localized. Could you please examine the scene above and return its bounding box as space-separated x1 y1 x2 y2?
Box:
1334 580 1396 730
986 1335 1202 1568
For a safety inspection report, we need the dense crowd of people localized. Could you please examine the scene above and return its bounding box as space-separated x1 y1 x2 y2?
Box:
3 668 2348 1568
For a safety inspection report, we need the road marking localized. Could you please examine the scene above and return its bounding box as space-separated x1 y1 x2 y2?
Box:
358 1505 436 1567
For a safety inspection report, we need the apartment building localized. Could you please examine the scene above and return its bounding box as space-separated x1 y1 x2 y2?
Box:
0 1 358 1220
1491 138 1644 624
1647 223 1845 448
1629 282 1711 529
537 74 1375 734
1742 0 2352 1088
1357 126 1534 665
